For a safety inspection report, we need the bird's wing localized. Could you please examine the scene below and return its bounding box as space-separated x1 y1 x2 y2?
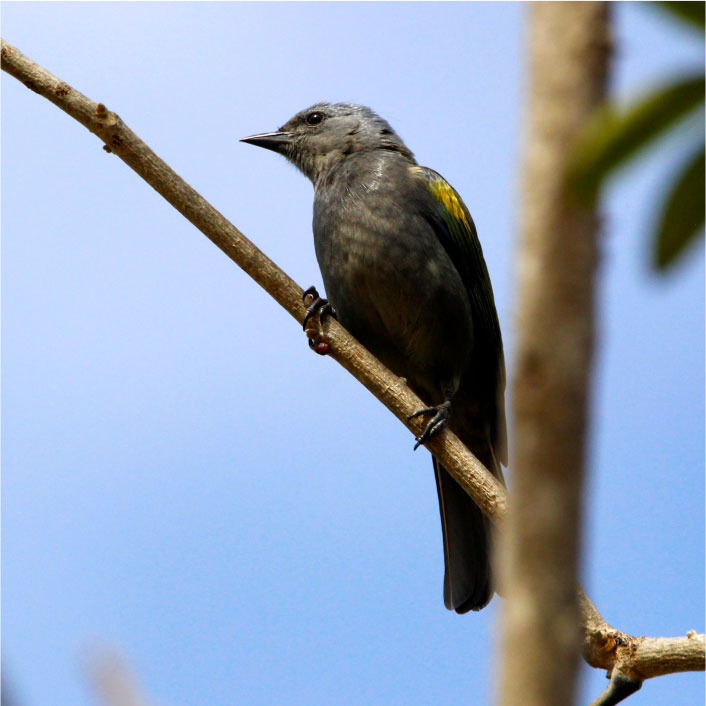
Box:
410 165 507 465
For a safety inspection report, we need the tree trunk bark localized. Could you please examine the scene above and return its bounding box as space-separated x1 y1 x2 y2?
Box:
497 4 611 706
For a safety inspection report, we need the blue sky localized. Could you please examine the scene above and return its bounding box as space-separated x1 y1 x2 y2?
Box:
2 3 703 705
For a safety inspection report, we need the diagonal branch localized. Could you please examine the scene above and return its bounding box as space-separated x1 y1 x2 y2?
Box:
0 38 506 526
2 38 702 698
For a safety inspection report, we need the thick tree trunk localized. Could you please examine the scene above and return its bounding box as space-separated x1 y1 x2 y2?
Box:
497 4 611 706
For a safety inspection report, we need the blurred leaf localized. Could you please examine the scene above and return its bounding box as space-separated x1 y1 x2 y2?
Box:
656 1 706 29
567 73 705 203
654 142 705 269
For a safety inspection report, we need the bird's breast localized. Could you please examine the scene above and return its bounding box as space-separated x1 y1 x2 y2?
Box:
312 182 474 395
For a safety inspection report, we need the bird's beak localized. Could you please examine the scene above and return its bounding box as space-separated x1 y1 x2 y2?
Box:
240 131 293 154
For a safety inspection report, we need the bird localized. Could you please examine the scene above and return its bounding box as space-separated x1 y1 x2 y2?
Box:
242 103 506 613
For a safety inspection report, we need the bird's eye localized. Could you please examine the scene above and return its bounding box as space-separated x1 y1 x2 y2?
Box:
306 111 325 126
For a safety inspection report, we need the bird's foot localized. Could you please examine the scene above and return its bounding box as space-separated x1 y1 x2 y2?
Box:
408 400 451 450
302 286 337 355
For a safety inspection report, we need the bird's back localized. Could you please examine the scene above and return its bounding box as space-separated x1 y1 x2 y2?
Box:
313 151 478 404
313 149 506 612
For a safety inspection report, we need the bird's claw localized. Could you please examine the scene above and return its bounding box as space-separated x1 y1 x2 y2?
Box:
302 286 337 355
302 286 337 330
408 401 451 450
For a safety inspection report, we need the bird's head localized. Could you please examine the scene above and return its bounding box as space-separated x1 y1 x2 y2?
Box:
241 102 413 183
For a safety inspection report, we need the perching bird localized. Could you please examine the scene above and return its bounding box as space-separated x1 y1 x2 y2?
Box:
242 103 506 613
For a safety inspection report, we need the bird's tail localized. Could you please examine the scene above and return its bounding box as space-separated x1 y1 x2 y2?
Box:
433 442 500 613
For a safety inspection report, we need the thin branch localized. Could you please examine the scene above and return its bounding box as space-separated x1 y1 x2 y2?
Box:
2 38 703 696
580 590 706 682
0 38 506 526
87 648 152 706
588 669 642 706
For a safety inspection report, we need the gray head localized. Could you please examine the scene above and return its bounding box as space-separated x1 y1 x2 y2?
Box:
241 103 414 183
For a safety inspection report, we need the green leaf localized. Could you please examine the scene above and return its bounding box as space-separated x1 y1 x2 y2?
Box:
655 1 706 30
567 73 705 204
654 142 705 269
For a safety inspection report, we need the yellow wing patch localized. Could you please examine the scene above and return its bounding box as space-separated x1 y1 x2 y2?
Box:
410 167 471 229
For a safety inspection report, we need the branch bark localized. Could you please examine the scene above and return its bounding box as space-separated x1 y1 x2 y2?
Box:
0 38 506 526
581 590 706 702
87 649 152 706
2 37 702 701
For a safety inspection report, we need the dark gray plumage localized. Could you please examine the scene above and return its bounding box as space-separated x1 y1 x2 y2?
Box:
242 103 506 613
